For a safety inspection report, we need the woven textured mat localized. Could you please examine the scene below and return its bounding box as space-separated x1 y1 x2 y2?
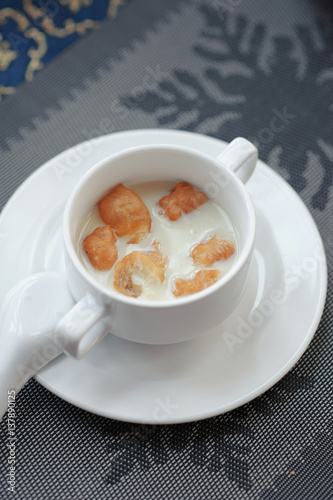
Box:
0 0 332 498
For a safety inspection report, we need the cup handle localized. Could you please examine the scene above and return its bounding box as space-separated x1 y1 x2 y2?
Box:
54 293 110 359
216 137 258 184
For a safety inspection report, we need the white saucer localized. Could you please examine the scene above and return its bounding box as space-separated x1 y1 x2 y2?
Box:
0 130 327 424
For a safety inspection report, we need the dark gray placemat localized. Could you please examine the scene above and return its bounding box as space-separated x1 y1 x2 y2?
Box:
0 0 332 498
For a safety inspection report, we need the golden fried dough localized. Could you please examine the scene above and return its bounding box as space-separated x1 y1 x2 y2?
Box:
158 182 209 221
98 183 151 243
191 235 235 267
147 240 167 276
83 225 118 271
173 269 221 297
113 251 165 298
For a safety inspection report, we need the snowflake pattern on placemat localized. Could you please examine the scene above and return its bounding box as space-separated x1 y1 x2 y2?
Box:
122 6 333 211
103 372 314 491
260 420 333 499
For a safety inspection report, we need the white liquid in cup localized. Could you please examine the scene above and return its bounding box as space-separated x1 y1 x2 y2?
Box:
77 181 238 301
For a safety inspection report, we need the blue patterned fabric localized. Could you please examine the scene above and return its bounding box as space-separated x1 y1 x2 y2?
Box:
0 0 129 97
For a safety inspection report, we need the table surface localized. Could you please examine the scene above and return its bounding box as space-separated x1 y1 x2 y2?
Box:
0 0 332 498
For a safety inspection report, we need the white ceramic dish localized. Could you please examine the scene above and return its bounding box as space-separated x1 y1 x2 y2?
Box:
60 139 257 349
0 130 327 424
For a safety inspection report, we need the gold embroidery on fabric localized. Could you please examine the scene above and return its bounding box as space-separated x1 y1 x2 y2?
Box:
24 28 47 80
24 0 98 37
0 34 18 71
0 8 29 30
22 0 43 19
0 1 128 94
0 85 15 99
41 17 98 37
0 8 47 80
59 0 93 14
0 8 47 81
108 0 125 18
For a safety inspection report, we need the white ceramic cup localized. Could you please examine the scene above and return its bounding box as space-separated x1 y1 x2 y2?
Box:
55 137 258 356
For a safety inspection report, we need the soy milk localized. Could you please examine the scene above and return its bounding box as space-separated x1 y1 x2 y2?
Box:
77 181 238 301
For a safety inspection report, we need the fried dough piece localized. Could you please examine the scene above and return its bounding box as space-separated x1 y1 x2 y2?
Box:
158 182 209 221
173 269 221 297
191 235 235 267
83 225 118 271
113 251 165 298
147 240 167 276
98 184 151 243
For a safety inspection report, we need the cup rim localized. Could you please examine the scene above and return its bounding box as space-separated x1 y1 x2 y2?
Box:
63 143 256 308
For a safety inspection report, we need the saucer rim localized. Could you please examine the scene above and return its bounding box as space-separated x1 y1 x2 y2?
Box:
0 129 327 423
